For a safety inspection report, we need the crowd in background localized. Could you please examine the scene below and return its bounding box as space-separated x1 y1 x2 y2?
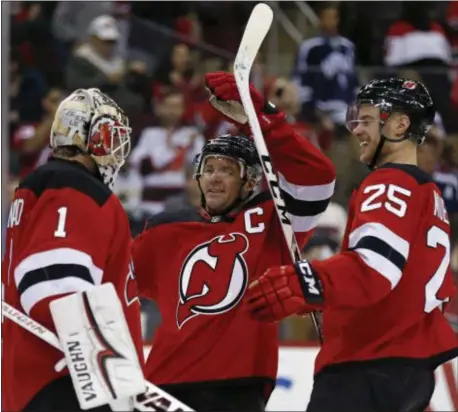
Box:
5 1 458 342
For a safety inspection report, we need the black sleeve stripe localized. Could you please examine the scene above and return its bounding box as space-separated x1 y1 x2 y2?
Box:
349 236 407 272
281 189 331 217
17 264 95 296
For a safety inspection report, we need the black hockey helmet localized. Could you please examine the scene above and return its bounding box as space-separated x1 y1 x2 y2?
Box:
194 134 262 182
194 134 262 215
346 78 436 168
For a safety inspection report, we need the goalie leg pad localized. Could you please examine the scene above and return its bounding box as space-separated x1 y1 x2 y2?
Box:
50 283 145 410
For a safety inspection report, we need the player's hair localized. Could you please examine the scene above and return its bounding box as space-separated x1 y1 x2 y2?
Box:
52 146 84 158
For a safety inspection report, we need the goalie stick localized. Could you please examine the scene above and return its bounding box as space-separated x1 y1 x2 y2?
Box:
1 301 194 412
233 3 324 343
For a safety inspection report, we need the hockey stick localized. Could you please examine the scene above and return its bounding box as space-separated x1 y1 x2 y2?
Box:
1 301 194 412
233 3 323 343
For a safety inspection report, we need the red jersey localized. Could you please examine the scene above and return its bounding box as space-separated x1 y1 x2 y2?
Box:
133 124 335 391
310 163 458 374
2 158 144 411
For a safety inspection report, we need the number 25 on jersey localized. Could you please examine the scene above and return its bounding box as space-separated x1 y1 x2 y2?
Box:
361 184 411 218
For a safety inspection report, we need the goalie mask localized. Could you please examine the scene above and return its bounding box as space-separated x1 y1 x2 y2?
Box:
50 88 131 189
345 78 435 169
194 134 262 215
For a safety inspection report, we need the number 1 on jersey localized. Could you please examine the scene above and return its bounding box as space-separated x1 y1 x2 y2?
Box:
54 207 68 238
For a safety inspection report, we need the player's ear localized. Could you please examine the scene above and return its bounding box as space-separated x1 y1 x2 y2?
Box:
397 114 411 136
242 179 256 197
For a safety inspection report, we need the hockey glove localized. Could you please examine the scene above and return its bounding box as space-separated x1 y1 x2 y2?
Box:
205 71 285 134
246 260 324 322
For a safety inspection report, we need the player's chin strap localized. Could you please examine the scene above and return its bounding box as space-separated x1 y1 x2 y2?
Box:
368 120 411 170
1 296 195 412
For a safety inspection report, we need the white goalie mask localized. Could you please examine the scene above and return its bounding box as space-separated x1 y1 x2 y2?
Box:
50 88 131 189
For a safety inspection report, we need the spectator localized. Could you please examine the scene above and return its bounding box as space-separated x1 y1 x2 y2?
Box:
162 155 201 213
65 15 145 118
154 43 206 123
9 49 47 132
265 77 301 120
384 3 453 130
446 0 458 66
264 77 322 149
446 1 458 63
12 87 64 179
432 141 458 243
52 2 115 54
384 3 451 67
129 88 204 216
193 100 235 141
10 2 62 86
417 112 446 176
291 2 359 139
112 165 143 223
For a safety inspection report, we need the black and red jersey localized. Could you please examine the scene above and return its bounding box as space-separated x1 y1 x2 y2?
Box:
2 158 143 411
133 122 336 392
308 164 458 374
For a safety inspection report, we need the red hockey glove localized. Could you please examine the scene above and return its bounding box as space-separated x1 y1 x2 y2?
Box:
205 71 285 135
246 260 324 322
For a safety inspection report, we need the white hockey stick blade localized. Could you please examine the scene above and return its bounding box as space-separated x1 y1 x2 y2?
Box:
233 3 324 343
234 3 273 79
233 2 302 262
2 301 194 412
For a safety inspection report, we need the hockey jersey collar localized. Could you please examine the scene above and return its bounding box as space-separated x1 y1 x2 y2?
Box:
48 156 104 183
199 207 236 223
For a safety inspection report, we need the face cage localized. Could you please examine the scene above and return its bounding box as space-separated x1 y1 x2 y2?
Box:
87 115 132 168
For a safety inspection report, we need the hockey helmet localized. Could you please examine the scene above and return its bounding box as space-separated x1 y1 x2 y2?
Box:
50 88 131 189
194 134 262 185
346 78 435 146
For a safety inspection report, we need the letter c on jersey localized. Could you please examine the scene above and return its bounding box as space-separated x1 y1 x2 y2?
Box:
244 207 265 234
176 233 249 328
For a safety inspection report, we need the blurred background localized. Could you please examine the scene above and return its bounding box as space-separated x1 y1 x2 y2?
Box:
2 0 458 343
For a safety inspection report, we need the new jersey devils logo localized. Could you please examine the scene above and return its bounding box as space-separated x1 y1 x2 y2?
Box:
176 233 249 328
